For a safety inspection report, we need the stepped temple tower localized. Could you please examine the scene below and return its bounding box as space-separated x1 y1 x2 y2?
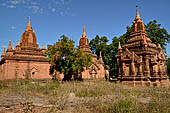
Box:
117 7 169 87
0 17 51 80
79 27 105 79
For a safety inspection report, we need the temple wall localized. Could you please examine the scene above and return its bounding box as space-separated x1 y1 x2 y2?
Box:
0 60 51 80
82 64 105 80
82 69 90 79
97 65 105 79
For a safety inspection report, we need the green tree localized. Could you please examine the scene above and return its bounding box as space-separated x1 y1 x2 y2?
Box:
46 35 92 80
146 20 170 52
166 57 170 77
89 35 119 77
89 35 109 62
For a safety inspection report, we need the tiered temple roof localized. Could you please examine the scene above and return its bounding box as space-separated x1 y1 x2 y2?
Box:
123 7 158 55
1 17 48 62
79 26 91 53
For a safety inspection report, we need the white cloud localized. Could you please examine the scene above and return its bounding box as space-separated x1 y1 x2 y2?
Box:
10 26 16 30
7 5 16 8
26 5 42 13
52 8 56 12
10 0 21 5
30 2 38 5
1 0 72 15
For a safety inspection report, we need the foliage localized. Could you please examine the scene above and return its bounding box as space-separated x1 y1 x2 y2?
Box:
166 57 170 77
46 35 92 80
146 20 170 52
89 35 110 67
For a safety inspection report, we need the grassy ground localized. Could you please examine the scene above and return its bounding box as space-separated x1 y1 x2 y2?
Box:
0 79 170 113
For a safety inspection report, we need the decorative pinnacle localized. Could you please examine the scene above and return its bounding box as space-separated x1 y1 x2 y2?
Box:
42 43 45 49
136 5 141 19
8 40 12 50
118 42 122 50
82 26 86 37
28 16 31 26
26 16 32 30
12 43 15 50
99 51 102 57
158 44 161 49
17 40 20 46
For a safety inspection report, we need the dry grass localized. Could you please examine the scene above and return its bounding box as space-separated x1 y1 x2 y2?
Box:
0 79 170 113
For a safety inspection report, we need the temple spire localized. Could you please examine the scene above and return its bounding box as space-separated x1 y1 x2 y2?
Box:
26 16 32 30
17 40 20 46
158 44 161 50
82 26 86 37
136 5 141 19
42 43 45 49
8 40 12 50
12 43 15 50
28 16 31 26
42 43 46 53
118 42 122 50
99 51 102 58
99 51 104 63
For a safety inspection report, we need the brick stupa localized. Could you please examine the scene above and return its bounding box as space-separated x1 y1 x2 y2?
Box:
117 7 169 87
0 17 51 80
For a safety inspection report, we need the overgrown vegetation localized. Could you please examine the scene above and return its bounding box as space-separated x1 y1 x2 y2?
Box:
0 79 170 113
46 35 92 80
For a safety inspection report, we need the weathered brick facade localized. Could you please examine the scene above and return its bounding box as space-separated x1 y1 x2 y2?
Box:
0 17 51 80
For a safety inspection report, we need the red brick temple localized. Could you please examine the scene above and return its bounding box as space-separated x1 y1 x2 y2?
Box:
0 17 51 80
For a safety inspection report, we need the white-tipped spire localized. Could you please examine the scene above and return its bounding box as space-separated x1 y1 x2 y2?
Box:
118 42 122 50
99 51 104 63
99 51 102 57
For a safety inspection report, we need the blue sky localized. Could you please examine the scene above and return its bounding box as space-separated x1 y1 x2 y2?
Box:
0 0 170 57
